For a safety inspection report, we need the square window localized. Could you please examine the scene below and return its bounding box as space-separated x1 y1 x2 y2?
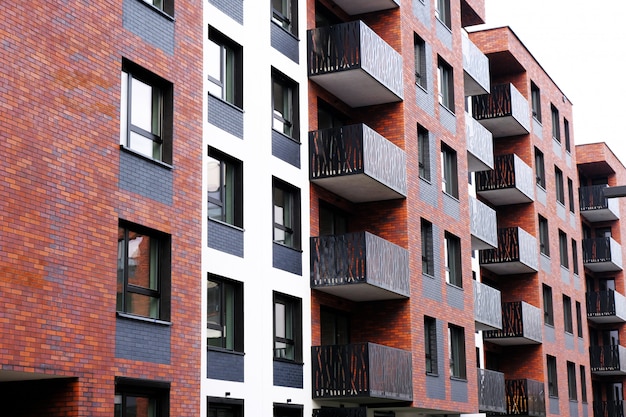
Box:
414 34 427 89
437 58 454 111
441 142 458 198
555 166 565 204
445 232 462 288
208 28 243 108
115 378 169 417
272 0 298 35
273 178 301 250
120 60 173 164
207 148 243 228
559 230 569 269
418 125 431 181
272 70 299 141
551 104 560 142
448 324 466 379
563 294 573 334
435 0 451 28
535 147 545 188
273 292 302 362
543 284 554 326
142 0 174 16
425 316 438 374
208 397 243 417
207 275 243 352
539 215 550 256
547 355 558 397
117 223 171 321
531 81 542 122
421 219 434 276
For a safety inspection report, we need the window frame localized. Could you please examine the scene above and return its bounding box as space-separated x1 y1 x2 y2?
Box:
272 178 301 250
535 147 546 189
441 142 459 198
273 292 302 363
418 125 431 181
437 57 454 112
564 118 571 152
272 0 298 35
444 232 462 288
572 239 579 275
208 27 243 108
208 396 243 417
559 229 569 269
547 355 558 397
567 361 577 401
414 33 427 89
425 316 438 375
435 0 451 28
531 81 542 122
115 377 169 417
539 215 550 257
142 0 174 16
563 294 573 334
543 284 554 326
568 177 575 213
448 324 466 379
580 365 587 402
551 104 561 142
272 70 299 141
555 166 565 205
421 219 434 276
207 274 244 352
576 301 583 338
207 148 243 228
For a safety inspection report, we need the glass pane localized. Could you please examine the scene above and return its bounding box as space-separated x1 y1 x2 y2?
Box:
126 395 157 417
208 202 224 222
275 302 286 338
207 280 222 328
224 160 235 224
207 40 223 85
224 283 235 350
207 157 222 203
130 78 153 132
224 47 235 104
129 131 155 158
127 233 157 290
127 292 160 319
117 229 125 311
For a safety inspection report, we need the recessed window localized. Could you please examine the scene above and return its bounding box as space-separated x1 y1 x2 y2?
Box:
543 284 554 326
273 178 301 250
576 301 583 338
564 118 571 152
414 33 427 89
418 125 431 181
567 361 577 401
445 232 462 288
535 147 546 189
551 104 560 142
547 355 558 397
555 166 565 205
563 294 573 334
435 0 451 28
580 365 587 402
321 307 350 346
421 219 434 276
425 316 438 374
207 148 243 228
441 142 458 198
568 177 575 213
272 0 298 35
207 275 243 352
274 403 303 417
539 215 550 256
117 223 171 320
437 57 454 111
208 27 243 108
120 60 173 164
273 292 302 362
559 230 569 269
272 70 299 141
531 81 541 122
448 324 466 379
572 239 579 275
208 397 243 417
115 378 169 417
142 0 174 16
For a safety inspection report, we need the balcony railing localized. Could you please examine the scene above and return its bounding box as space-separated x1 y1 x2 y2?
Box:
478 369 506 414
310 232 410 301
462 35 490 96
580 185 620 222
479 227 539 275
309 124 407 202
330 0 399 15
466 113 494 172
583 237 623 272
505 379 546 417
593 400 626 417
587 290 626 324
474 280 502 331
308 21 403 107
484 301 542 345
476 153 534 205
470 195 497 250
590 345 626 375
471 83 531 138
311 343 413 402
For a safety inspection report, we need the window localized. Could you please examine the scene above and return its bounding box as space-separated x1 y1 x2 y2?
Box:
441 143 458 198
531 81 541 122
559 230 569 269
208 397 243 417
547 355 558 397
539 215 550 256
208 28 243 108
418 125 431 181
321 307 350 345
273 178 301 250
576 301 583 337
425 316 438 374
567 361 577 401
272 0 298 35
142 0 174 15
543 284 554 326
207 148 243 227
564 118 571 152
572 239 579 275
445 232 462 287
273 292 302 362
568 177 575 213
274 403 303 417
435 0 451 28
448 324 466 379
580 365 587 402
421 219 434 276
120 60 173 164
555 166 565 205
115 378 169 417
117 223 170 320
272 70 299 141
414 34 427 89
437 58 454 111
551 104 560 142
319 203 348 236
535 147 546 188
563 294 573 334
207 275 243 351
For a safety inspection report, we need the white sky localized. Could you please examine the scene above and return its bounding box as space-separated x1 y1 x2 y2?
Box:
475 0 626 163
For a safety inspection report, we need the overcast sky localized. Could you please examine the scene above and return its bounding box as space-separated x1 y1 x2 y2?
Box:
475 0 626 164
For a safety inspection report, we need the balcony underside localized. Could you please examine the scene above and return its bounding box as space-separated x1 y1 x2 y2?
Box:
312 173 405 203
588 315 626 324
592 368 626 376
480 260 537 275
483 335 541 346
313 281 408 302
581 208 619 223
332 0 399 15
476 115 529 138
585 260 622 273
477 186 533 206
310 70 402 108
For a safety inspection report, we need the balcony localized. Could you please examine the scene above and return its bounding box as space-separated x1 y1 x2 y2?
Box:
484 301 542 345
462 35 490 96
505 379 546 417
466 113 494 172
308 21 403 108
470 196 497 250
587 290 626 324
312 343 413 402
310 232 410 301
476 153 534 205
478 369 506 414
474 280 502 331
472 83 531 138
479 227 538 275
583 237 623 272
593 401 626 417
309 124 407 202
331 0 399 15
580 185 620 222
590 345 626 376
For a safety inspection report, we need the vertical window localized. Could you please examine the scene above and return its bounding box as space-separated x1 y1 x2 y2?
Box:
572 239 579 275
273 178 301 250
555 166 565 205
142 0 174 15
576 301 583 338
208 397 243 417
448 324 466 379
115 379 169 417
207 148 243 227
272 0 298 34
207 275 243 352
120 60 173 164
441 143 458 198
435 0 451 28
321 307 350 345
272 70 299 141
208 28 243 108
580 365 587 402
319 204 348 236
414 34 427 89
539 215 550 256
437 58 454 111
563 295 573 334
559 230 569 269
531 81 541 122
445 232 462 287
543 284 554 326
425 316 438 374
535 147 546 188
421 219 434 276
117 223 170 320
551 104 561 142
547 355 558 397
273 292 302 362
418 125 431 181
567 361 577 401
568 178 575 213
564 118 571 152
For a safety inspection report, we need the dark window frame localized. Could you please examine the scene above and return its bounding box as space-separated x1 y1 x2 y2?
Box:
421 219 434 276
576 301 583 338
418 125 431 181
568 177 575 213
272 178 301 250
273 292 303 363
425 316 438 375
414 33 427 89
435 0 451 28
207 147 243 228
441 142 459 198
539 215 550 256
115 377 170 417
445 232 462 288
543 284 554 326
141 0 174 17
207 274 244 352
448 324 466 379
551 104 561 142
531 81 542 122
559 229 569 269
563 294 573 334
208 27 243 108
547 355 558 397
567 361 577 401
572 239 579 275
555 166 565 205
535 147 546 189
437 57 454 112
564 118 571 152
580 365 587 402
208 396 244 417
272 0 298 35
272 69 299 141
